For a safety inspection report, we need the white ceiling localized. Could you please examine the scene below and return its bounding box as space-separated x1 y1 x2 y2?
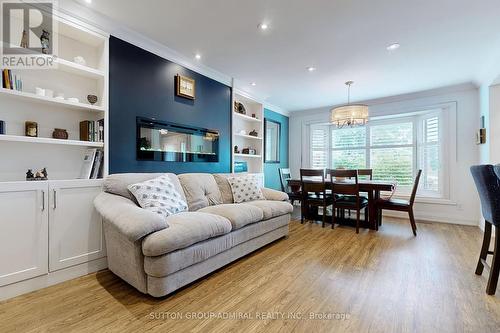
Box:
84 0 500 111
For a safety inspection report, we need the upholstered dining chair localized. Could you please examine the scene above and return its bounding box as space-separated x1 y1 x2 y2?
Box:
357 169 373 180
300 169 333 227
470 164 500 295
375 170 422 236
279 168 301 205
329 169 368 233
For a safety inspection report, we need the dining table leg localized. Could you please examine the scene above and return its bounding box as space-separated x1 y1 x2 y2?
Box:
368 190 375 230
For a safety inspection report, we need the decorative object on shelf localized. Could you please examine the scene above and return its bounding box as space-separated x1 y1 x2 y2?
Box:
20 30 28 48
239 129 246 135
234 101 246 115
264 118 281 163
35 87 45 96
242 147 256 155
234 161 248 173
55 92 64 100
477 116 487 145
80 119 105 142
234 145 240 154
249 129 258 137
45 89 53 98
252 113 256 118
87 94 98 105
175 74 195 99
26 168 48 181
67 97 79 103
73 56 87 66
52 128 68 140
2 69 23 91
25 121 38 137
0 120 4 134
330 81 369 128
40 29 50 54
26 169 34 180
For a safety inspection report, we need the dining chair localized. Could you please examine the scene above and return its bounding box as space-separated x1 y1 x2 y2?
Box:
329 169 368 233
279 168 301 205
300 169 333 227
375 170 422 236
470 164 500 295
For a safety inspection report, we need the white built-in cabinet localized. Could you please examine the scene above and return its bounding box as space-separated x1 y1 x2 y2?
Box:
0 182 48 287
0 9 109 298
0 180 104 287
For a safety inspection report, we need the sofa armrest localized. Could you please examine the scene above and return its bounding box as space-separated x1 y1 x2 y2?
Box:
261 187 289 201
94 192 168 242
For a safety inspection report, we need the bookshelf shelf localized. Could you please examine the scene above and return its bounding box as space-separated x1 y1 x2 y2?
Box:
233 112 262 123
234 133 263 140
234 153 262 158
55 58 106 80
0 135 104 148
0 88 105 112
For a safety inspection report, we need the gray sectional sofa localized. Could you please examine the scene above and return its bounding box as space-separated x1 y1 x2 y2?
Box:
94 173 293 297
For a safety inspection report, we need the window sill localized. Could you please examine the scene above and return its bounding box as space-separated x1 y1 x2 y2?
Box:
392 194 456 206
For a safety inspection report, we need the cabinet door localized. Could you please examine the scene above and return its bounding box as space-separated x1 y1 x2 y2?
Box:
48 180 105 272
0 182 48 286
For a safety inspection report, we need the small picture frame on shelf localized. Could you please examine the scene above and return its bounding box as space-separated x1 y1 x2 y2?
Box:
175 74 195 100
25 121 38 137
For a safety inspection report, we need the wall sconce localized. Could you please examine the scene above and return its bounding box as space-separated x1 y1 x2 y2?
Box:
476 116 486 145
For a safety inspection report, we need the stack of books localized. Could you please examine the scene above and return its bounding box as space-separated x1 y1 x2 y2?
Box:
2 69 22 91
79 148 104 179
79 119 104 142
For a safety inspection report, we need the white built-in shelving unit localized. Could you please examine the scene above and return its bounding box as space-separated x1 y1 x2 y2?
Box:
232 92 264 174
0 13 109 182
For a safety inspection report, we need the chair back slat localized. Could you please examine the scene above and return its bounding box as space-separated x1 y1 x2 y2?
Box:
357 169 373 180
279 168 292 192
471 165 500 225
409 170 422 206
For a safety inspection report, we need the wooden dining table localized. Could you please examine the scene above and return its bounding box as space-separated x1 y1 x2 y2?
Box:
287 178 395 230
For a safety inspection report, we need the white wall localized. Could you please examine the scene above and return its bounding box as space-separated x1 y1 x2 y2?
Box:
289 83 480 226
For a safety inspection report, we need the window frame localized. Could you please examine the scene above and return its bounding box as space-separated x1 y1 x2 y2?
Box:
309 109 447 198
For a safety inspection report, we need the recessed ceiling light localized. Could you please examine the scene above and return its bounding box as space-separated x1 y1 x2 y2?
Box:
251 82 257 86
85 0 92 3
258 23 269 30
307 66 316 72
386 43 400 51
195 53 201 60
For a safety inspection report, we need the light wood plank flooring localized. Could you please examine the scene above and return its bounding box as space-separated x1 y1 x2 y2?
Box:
1 216 500 333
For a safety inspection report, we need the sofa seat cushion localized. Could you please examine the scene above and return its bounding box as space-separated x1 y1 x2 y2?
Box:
178 173 223 211
245 200 293 220
142 212 232 256
144 214 290 277
198 204 264 229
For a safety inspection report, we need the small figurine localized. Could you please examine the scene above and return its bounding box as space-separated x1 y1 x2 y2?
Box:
249 129 258 137
234 145 240 154
41 168 48 179
26 169 34 180
20 30 28 48
40 29 50 54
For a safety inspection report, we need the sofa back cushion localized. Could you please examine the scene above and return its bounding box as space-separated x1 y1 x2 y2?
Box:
178 173 223 211
104 173 185 203
213 173 264 204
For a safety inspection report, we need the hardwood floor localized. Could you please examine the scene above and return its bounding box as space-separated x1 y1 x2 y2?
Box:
1 215 500 333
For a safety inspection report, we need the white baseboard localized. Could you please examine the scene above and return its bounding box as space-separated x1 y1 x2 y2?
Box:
382 210 478 226
0 257 108 302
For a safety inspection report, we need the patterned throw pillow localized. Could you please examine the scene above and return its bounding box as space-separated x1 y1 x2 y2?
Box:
227 175 265 203
127 174 188 220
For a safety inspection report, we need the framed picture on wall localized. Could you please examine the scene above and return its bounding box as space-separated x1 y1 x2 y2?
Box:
175 74 195 99
264 118 280 163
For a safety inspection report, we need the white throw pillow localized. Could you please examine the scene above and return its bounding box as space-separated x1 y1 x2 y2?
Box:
227 175 265 203
127 174 188 220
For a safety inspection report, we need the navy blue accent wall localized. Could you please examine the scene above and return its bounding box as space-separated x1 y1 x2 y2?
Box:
264 109 289 190
109 36 232 174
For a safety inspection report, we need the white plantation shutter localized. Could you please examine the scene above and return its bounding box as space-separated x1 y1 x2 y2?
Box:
420 115 440 193
369 122 414 186
310 124 329 168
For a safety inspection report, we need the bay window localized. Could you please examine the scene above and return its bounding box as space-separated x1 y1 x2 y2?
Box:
309 109 444 197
